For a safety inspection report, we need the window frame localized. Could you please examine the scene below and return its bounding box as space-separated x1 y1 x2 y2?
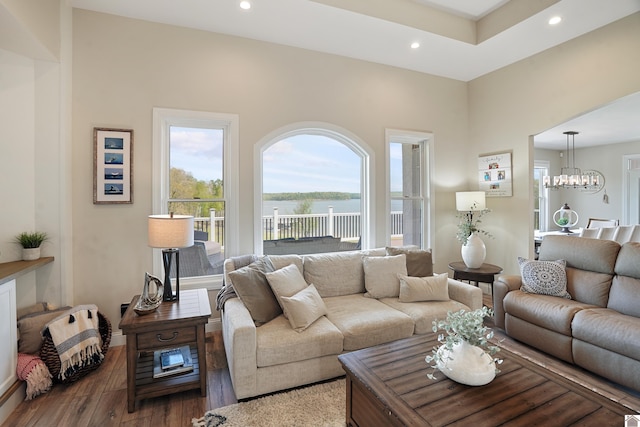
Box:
254 122 374 254
152 108 239 290
385 129 434 253
534 160 550 232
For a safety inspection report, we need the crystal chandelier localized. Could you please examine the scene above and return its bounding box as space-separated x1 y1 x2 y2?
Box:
543 131 600 190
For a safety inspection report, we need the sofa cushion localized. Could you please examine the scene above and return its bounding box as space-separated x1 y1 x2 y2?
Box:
565 268 613 307
227 257 281 325
381 298 469 334
386 247 433 277
267 254 304 275
265 264 309 318
398 273 449 303
518 257 571 299
539 235 620 274
503 290 595 335
363 254 407 298
256 315 343 367
280 284 328 332
303 251 365 297
607 275 640 318
614 242 640 278
323 294 414 351
572 308 640 361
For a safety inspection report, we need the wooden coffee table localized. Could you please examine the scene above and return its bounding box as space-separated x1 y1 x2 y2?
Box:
338 334 633 426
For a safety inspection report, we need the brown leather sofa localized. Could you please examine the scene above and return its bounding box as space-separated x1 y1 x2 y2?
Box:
494 235 640 392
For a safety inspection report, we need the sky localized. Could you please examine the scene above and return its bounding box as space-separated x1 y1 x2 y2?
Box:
169 128 407 195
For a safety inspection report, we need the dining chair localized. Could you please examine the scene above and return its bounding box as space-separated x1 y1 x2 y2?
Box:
586 218 619 228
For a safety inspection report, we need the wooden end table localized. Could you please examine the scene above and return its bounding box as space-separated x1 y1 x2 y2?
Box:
448 261 502 292
119 288 211 412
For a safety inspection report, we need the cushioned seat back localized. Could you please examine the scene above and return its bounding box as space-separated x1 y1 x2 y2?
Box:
608 242 640 317
539 236 620 306
302 251 366 297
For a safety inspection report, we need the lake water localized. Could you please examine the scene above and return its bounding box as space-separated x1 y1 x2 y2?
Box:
262 199 402 215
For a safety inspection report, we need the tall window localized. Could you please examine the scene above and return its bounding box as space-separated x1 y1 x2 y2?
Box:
258 126 370 255
534 161 549 231
387 130 433 249
153 108 238 287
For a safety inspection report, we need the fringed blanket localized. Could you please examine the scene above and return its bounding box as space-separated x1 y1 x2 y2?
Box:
16 353 52 400
44 304 103 381
215 254 256 311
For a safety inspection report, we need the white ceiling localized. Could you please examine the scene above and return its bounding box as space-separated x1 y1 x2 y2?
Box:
69 0 640 149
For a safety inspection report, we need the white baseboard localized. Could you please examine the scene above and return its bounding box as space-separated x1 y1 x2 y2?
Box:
109 318 222 347
0 382 25 426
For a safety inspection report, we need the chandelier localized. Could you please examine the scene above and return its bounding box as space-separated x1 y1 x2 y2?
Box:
543 131 600 190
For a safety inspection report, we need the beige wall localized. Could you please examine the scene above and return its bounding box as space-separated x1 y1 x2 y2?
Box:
71 10 469 326
468 12 640 275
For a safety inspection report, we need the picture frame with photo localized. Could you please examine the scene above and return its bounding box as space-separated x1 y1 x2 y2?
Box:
478 152 512 197
93 127 133 204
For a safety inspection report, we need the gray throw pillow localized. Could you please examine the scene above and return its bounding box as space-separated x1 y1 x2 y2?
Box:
227 257 281 325
386 247 433 277
518 257 571 299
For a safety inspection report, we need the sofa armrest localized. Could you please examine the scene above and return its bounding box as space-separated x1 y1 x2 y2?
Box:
221 298 258 399
447 278 483 311
493 274 522 329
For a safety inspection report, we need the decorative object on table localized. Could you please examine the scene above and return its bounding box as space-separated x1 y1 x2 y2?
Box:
14 231 48 261
16 353 52 400
40 305 112 384
133 273 164 315
93 127 133 204
425 307 501 386
455 191 491 268
148 213 194 301
553 203 579 233
478 152 512 197
542 131 604 192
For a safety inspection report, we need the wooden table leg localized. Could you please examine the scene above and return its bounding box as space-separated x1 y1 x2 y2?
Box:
126 334 137 413
196 325 207 397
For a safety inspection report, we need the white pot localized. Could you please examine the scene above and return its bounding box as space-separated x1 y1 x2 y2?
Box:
22 247 41 261
435 340 496 386
461 232 486 268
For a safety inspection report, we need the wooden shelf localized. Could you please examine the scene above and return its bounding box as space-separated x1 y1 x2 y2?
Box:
0 257 54 286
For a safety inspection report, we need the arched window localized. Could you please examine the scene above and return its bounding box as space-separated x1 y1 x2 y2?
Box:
256 124 371 255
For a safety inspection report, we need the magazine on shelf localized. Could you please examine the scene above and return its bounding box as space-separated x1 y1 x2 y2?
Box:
161 347 184 370
153 345 193 379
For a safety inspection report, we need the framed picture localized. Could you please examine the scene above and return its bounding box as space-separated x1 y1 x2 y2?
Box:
94 128 133 204
478 152 512 197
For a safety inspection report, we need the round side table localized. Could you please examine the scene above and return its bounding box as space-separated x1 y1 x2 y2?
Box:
448 262 503 291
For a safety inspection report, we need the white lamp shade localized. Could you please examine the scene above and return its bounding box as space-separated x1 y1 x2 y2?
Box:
148 214 194 248
456 191 486 211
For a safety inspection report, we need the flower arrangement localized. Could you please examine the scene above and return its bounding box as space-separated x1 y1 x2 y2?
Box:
14 231 49 249
455 202 491 246
425 307 502 380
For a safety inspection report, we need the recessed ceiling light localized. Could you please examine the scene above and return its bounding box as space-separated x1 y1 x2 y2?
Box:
411 42 420 49
240 1 251 10
549 16 562 25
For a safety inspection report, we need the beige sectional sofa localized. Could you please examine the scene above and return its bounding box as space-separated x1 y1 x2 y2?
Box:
494 235 640 392
219 248 482 399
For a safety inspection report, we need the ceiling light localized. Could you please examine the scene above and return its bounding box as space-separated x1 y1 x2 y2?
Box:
543 131 603 191
240 1 251 10
410 42 420 49
548 16 562 25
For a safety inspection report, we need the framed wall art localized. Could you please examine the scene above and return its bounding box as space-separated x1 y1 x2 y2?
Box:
93 127 133 204
478 152 512 197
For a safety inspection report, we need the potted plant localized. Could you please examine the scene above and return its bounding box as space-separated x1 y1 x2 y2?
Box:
14 231 48 261
425 307 502 386
456 201 492 268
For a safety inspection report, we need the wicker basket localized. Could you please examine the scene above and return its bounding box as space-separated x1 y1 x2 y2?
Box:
40 310 112 384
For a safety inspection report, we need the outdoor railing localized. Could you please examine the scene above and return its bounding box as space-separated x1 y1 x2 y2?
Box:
193 208 403 243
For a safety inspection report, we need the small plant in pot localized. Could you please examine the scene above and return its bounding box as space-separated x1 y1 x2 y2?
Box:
425 307 502 386
14 231 48 261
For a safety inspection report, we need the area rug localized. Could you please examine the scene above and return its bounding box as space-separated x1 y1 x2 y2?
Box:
192 379 346 427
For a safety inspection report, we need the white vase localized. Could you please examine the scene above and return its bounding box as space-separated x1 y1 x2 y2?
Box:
436 340 496 386
461 232 486 268
22 247 41 261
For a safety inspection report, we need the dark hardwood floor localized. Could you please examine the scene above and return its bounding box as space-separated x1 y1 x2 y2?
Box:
3 298 639 426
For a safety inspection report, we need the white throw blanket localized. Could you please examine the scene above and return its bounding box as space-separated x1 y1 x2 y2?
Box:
45 304 103 380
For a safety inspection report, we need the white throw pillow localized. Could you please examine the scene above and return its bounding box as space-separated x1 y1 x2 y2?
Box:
398 273 450 302
518 257 571 299
363 254 407 298
265 263 309 317
280 284 328 332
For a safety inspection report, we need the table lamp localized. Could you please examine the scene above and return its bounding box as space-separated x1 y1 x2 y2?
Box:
148 213 194 301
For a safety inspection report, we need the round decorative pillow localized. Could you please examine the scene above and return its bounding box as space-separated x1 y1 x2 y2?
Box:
517 257 571 299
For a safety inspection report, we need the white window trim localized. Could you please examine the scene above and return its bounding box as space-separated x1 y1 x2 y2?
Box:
534 160 550 232
385 129 434 256
152 108 239 291
254 122 375 253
